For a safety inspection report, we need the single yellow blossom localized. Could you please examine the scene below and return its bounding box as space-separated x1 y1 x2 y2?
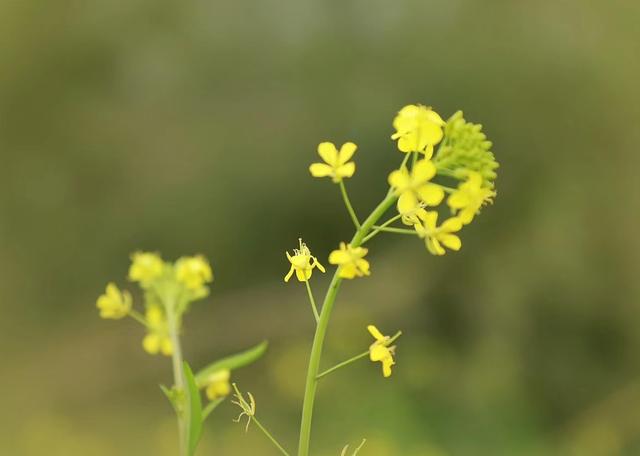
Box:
391 104 445 158
205 369 232 400
388 159 444 216
128 251 164 286
414 211 463 256
96 283 131 319
367 325 395 378
175 255 213 291
142 306 173 356
328 242 370 279
309 142 357 183
447 171 496 224
284 238 326 282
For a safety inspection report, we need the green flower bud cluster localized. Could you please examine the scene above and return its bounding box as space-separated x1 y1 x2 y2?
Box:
434 111 499 187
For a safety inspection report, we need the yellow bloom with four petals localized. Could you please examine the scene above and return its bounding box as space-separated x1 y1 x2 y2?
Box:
328 242 370 279
447 171 496 225
367 325 395 378
391 104 445 158
414 211 463 256
142 305 173 356
205 369 232 400
309 142 357 183
388 159 444 216
284 238 326 282
128 251 165 286
175 255 213 291
96 283 131 319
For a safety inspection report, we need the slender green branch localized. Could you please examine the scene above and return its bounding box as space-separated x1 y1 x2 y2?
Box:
202 397 225 421
316 351 369 380
127 309 149 327
339 180 360 229
361 213 403 244
370 226 417 235
297 192 397 456
316 331 403 380
304 280 320 323
166 304 187 456
251 415 291 456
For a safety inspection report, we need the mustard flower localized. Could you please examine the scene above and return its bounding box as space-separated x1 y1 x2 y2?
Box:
367 325 395 378
328 242 370 279
142 306 173 356
388 159 444 216
447 171 496 225
175 255 213 291
205 369 232 400
128 251 164 286
391 104 445 158
309 142 357 183
414 211 463 256
284 238 326 282
96 283 131 319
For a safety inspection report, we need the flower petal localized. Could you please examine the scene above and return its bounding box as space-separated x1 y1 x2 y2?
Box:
417 183 444 206
328 250 350 265
336 162 355 179
397 191 419 215
338 142 357 164
412 159 436 183
367 325 386 341
317 142 338 166
441 217 463 232
388 169 410 191
309 163 334 178
439 234 462 251
369 344 390 362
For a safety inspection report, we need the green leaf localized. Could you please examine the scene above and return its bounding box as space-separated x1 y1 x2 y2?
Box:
182 362 203 456
159 384 179 413
195 340 268 387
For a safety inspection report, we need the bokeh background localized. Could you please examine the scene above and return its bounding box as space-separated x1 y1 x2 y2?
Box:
1 1 639 455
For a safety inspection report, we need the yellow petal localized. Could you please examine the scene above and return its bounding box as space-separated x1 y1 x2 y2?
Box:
382 357 394 377
143 334 160 354
441 217 463 232
338 142 357 164
284 265 295 282
412 159 436 183
388 169 410 191
398 134 417 153
420 210 438 230
425 109 445 125
295 268 312 282
338 264 357 279
369 344 390 362
447 190 471 209
417 183 444 206
367 325 385 341
317 142 338 166
309 163 334 178
397 191 419 215
314 258 326 273
439 234 462 251
418 121 443 146
426 237 445 256
328 250 350 265
336 162 356 179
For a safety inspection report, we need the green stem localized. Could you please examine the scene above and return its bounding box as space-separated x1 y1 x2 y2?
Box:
297 192 397 456
166 302 187 456
127 309 149 327
304 280 320 323
361 213 403 244
251 415 291 456
339 180 360 229
370 226 417 235
316 331 403 380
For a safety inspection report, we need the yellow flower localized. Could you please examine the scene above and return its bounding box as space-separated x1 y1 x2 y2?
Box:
128 251 164 286
205 369 232 400
414 211 463 256
447 171 496 225
142 306 173 356
284 238 326 282
367 325 395 378
175 255 213 291
388 159 444 216
96 283 131 319
391 104 445 158
309 142 357 183
328 242 370 279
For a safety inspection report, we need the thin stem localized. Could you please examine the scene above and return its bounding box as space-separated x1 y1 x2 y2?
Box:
251 415 291 456
297 192 397 456
202 397 225 421
304 280 320 323
316 351 369 380
361 213 403 244
370 226 417 235
339 180 360 229
127 309 149 327
316 331 403 380
166 301 187 456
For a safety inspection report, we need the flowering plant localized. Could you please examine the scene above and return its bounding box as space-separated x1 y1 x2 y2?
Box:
97 104 498 455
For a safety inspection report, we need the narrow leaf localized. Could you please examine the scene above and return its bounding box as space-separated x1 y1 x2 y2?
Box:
195 340 268 387
183 362 203 456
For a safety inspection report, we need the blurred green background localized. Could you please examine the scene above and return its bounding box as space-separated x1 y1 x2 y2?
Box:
1 0 639 455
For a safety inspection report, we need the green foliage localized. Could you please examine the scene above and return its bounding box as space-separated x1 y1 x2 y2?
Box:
195 341 268 388
182 362 203 456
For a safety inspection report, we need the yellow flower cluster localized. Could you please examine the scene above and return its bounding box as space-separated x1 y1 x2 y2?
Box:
96 283 131 319
367 325 396 378
175 255 214 291
329 242 370 279
143 305 173 356
391 104 445 158
309 142 357 183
